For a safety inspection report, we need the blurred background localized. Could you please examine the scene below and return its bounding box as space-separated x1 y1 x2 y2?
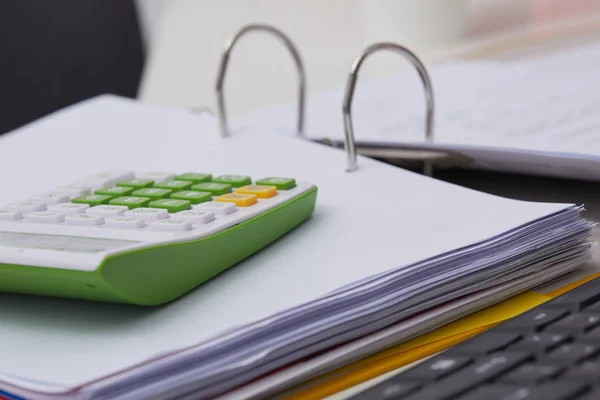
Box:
1 0 599 134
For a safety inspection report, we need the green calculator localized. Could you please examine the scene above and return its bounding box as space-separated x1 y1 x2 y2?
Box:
0 171 317 305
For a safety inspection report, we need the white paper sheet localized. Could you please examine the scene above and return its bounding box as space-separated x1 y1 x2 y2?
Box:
243 41 600 180
0 96 578 390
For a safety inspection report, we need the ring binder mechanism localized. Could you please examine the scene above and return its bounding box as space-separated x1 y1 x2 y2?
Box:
341 42 468 175
215 27 468 175
216 24 306 137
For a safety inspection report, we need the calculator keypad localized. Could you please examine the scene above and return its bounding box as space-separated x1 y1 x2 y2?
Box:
0 172 309 253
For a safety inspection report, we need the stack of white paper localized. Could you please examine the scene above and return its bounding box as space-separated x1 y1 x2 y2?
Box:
248 41 600 181
0 97 594 400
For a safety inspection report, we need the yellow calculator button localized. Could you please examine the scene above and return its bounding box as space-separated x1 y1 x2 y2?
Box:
235 185 278 199
214 193 257 207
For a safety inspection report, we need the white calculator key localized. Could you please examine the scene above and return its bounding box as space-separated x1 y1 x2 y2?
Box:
53 185 92 196
7 199 47 213
0 209 23 221
171 210 215 224
193 201 236 215
86 205 128 217
75 170 135 188
105 217 146 229
137 171 175 181
124 207 168 221
65 214 104 226
48 203 89 214
150 219 192 231
32 192 71 205
24 211 65 223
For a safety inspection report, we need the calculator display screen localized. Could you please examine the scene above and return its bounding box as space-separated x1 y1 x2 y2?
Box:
0 231 140 254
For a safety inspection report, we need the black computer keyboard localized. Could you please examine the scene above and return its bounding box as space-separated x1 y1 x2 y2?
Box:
349 276 600 400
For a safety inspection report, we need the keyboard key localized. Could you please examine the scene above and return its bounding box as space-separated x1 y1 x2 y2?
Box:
75 170 135 188
86 205 128 217
191 182 232 196
510 333 570 354
174 173 212 184
351 381 420 399
54 185 91 196
546 343 600 364
124 208 168 221
48 203 89 215
405 353 532 400
400 356 472 381
215 193 257 207
150 219 192 232
109 196 151 209
543 278 600 312
24 211 65 223
583 325 600 340
256 177 296 190
105 217 146 229
153 180 192 191
450 332 522 355
236 185 278 199
498 363 563 384
149 199 191 213
0 209 23 221
131 188 172 200
94 186 134 197
458 382 588 400
213 174 251 188
32 192 70 205
585 301 600 312
7 199 47 212
136 172 174 182
116 179 154 189
457 385 532 400
171 210 215 225
170 191 212 205
193 201 236 215
65 214 104 226
71 194 112 207
545 313 600 334
563 360 600 382
496 309 568 333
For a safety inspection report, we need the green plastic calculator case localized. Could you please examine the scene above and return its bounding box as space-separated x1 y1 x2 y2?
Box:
0 170 317 305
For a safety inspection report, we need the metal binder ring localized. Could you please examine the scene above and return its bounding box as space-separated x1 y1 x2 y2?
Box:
216 24 306 137
343 42 435 174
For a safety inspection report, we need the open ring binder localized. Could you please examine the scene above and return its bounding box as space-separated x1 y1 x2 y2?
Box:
216 24 306 138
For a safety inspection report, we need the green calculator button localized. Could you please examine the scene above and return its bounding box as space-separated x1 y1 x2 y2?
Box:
95 186 133 196
256 177 296 190
117 179 154 189
174 173 212 184
149 199 191 213
72 194 112 206
132 188 172 200
213 175 251 188
154 180 192 190
191 182 231 196
171 191 212 205
109 196 151 209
